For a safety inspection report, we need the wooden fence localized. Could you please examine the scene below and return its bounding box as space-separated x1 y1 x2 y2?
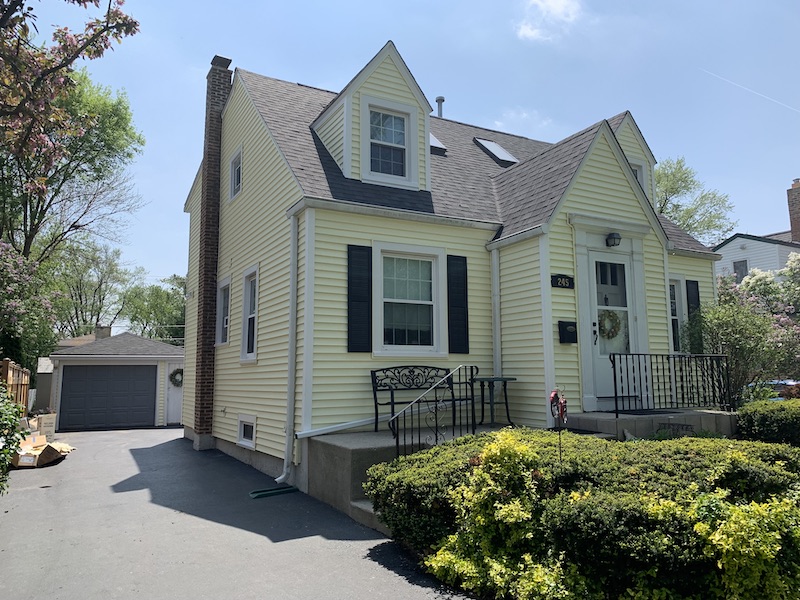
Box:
1 358 30 414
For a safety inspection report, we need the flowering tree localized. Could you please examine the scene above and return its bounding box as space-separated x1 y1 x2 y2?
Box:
0 1 140 260
692 264 800 405
0 241 56 371
1 0 139 157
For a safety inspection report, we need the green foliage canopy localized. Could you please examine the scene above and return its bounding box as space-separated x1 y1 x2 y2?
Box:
655 156 736 247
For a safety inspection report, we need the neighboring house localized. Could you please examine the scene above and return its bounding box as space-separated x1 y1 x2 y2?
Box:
182 42 718 491
714 179 800 282
49 333 184 431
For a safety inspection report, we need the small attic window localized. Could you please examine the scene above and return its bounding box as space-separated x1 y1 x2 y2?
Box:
429 132 447 153
475 138 518 165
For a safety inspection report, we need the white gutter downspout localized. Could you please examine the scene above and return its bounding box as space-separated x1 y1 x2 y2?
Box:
276 214 299 484
491 248 502 377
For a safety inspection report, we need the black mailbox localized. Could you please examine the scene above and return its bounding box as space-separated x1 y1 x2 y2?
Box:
558 321 578 344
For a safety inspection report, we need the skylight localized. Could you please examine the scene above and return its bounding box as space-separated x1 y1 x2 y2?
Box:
429 132 447 152
475 138 518 165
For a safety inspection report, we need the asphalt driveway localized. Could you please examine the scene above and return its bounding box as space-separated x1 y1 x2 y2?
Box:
0 429 466 600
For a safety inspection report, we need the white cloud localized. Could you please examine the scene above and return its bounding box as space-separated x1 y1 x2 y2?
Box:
493 108 553 137
516 0 583 41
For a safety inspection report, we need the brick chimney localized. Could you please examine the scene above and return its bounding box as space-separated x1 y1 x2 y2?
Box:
789 178 800 242
193 55 233 450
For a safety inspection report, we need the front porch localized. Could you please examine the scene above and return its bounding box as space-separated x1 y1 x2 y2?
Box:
306 407 738 532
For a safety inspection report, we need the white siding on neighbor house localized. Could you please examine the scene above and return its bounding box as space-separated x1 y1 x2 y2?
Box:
315 103 345 170
212 77 304 460
308 209 493 431
715 239 784 278
498 237 548 429
182 175 201 428
350 55 428 190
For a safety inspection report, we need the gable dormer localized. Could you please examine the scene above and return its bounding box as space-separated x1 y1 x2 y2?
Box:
312 41 433 192
608 112 657 203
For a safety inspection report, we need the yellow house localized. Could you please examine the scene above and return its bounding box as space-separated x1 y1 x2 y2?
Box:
183 42 719 492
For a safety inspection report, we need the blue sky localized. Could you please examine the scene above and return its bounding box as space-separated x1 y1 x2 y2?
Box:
33 0 800 283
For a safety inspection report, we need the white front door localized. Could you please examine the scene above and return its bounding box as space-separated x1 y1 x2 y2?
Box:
166 362 183 425
590 253 635 399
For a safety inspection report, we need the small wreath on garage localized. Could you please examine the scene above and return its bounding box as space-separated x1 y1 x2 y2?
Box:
169 368 184 388
598 310 621 340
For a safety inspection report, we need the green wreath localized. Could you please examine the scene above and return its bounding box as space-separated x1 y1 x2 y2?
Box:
169 368 184 388
598 310 621 340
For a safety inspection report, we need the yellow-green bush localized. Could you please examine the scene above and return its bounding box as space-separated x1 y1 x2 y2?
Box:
366 429 800 599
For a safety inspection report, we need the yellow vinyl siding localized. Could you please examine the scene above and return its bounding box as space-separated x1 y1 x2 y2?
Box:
669 254 717 302
315 103 345 170
548 213 583 407
309 210 492 430
614 120 653 201
182 179 201 427
213 78 304 459
644 236 670 354
550 130 670 398
350 55 428 189
498 238 548 428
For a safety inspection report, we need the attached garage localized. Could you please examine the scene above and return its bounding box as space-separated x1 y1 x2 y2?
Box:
50 333 184 432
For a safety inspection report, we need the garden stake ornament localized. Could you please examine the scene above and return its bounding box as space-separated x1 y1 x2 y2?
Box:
550 386 567 462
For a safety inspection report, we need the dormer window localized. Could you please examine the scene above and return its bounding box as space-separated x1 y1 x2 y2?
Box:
370 110 406 177
360 95 419 190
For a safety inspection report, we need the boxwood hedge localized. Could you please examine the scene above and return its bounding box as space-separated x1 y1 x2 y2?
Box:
738 399 800 446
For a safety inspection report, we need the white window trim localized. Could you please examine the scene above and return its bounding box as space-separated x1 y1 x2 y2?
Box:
360 94 419 190
241 265 258 362
372 241 447 358
230 146 242 200
668 276 688 353
216 275 231 346
237 413 256 449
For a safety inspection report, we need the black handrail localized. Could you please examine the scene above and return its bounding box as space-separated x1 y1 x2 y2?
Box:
610 353 731 417
387 365 479 456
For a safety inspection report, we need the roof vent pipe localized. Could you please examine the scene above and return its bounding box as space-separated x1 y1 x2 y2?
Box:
435 96 445 118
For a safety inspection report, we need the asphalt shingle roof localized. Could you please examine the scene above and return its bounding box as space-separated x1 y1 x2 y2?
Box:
235 69 708 254
51 333 184 357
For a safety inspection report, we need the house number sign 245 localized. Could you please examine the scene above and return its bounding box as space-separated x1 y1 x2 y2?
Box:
551 274 575 289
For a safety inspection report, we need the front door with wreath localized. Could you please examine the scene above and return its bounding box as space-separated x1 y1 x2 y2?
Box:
590 254 635 399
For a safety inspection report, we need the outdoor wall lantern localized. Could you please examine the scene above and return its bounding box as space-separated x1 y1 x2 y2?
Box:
605 232 622 247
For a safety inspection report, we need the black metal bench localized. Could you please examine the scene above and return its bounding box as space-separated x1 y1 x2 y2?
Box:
370 365 452 432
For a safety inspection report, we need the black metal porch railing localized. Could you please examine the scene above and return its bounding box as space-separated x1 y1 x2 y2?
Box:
387 365 479 456
609 353 732 416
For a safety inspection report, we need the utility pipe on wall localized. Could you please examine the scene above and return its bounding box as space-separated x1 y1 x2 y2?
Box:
276 214 299 484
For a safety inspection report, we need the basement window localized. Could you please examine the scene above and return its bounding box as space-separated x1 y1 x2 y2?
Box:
238 414 256 449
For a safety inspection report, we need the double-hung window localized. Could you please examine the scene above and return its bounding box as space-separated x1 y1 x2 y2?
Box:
241 266 258 361
230 149 242 199
372 242 446 356
370 110 406 177
360 95 418 189
383 255 433 346
217 277 231 344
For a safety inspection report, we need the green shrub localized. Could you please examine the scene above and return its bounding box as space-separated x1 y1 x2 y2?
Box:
367 430 800 599
0 383 27 494
738 399 800 446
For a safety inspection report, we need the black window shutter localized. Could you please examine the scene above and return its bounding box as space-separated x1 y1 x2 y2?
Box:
347 245 372 352
447 255 469 354
686 280 702 353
